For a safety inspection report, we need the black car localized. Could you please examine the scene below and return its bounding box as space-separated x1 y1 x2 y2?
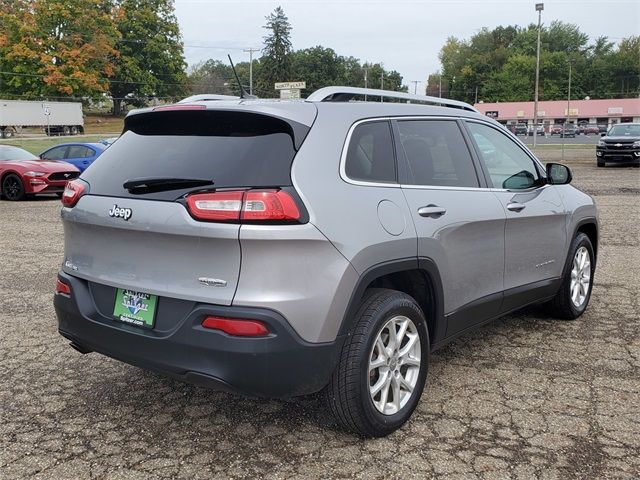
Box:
596 123 640 167
561 124 577 138
514 124 528 136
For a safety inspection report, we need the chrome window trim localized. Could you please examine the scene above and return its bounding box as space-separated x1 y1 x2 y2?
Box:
340 115 469 189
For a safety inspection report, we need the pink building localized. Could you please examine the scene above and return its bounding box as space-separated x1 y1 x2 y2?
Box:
474 98 640 129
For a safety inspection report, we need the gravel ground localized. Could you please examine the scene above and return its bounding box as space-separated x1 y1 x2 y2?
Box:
0 154 638 479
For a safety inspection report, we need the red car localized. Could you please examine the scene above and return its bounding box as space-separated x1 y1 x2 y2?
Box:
0 145 80 201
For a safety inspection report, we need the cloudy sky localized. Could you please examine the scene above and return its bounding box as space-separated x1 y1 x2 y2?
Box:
174 0 639 94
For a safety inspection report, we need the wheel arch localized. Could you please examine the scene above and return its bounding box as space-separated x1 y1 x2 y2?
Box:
574 217 598 261
337 258 445 346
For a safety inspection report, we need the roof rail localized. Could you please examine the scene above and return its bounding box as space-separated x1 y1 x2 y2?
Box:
178 94 239 103
306 86 478 112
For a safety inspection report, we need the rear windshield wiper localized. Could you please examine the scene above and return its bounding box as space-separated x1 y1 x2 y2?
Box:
123 177 214 194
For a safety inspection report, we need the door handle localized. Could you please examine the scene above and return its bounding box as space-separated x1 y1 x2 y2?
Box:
418 205 446 218
506 202 526 212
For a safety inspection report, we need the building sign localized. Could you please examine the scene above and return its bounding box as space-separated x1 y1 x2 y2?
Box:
537 110 545 117
565 108 579 116
608 107 623 114
485 111 499 119
516 110 525 117
275 82 306 90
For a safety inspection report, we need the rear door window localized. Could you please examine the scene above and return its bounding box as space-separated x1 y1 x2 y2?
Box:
344 121 396 183
67 146 93 158
397 120 479 187
81 110 307 201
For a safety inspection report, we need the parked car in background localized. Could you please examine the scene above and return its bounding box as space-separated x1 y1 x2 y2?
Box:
40 142 107 172
0 145 79 200
514 124 528 136
596 123 640 167
581 125 600 135
561 124 578 138
550 125 563 136
528 125 544 136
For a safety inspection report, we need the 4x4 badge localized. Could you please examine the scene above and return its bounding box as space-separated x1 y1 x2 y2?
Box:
108 204 132 221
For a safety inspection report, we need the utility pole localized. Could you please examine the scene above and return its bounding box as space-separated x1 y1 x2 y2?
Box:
533 3 544 148
439 74 442 98
410 80 422 95
563 61 573 162
380 71 384 102
363 66 368 101
475 85 479 104
243 47 259 95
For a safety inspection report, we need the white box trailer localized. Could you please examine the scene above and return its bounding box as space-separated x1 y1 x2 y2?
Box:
0 99 84 138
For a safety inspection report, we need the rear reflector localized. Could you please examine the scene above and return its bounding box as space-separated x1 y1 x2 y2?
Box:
186 190 301 223
202 316 269 337
61 180 85 208
56 279 71 296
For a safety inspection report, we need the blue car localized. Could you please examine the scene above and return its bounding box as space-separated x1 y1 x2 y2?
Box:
40 142 108 172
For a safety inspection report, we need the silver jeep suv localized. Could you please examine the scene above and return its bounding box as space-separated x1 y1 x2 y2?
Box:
54 87 598 437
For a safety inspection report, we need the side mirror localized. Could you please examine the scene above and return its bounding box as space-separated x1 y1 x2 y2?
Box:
546 163 572 185
600 132 606 137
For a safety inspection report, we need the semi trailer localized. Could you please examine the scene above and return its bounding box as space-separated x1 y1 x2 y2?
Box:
0 100 84 138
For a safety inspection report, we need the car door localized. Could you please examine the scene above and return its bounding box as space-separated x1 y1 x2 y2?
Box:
395 118 506 337
464 120 567 311
66 145 95 171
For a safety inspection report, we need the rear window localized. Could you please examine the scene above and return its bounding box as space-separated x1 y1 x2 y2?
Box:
81 110 307 200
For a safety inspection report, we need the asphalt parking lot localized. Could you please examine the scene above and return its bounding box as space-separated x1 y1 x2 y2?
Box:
0 149 638 479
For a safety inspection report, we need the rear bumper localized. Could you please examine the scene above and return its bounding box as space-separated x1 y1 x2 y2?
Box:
54 271 343 398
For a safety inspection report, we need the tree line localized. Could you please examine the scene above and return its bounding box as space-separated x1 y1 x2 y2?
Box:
0 3 405 115
188 7 405 99
428 22 639 104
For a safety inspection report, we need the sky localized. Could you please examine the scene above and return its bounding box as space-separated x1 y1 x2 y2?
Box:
174 0 640 95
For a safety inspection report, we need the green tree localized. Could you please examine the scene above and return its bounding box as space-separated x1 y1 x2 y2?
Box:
110 0 188 115
0 0 118 99
256 6 293 97
188 59 234 95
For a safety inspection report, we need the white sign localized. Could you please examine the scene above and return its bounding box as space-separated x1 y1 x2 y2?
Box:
275 81 306 90
608 107 623 114
43 105 51 116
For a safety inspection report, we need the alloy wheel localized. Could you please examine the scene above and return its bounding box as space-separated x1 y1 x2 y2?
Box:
368 315 421 415
570 246 591 307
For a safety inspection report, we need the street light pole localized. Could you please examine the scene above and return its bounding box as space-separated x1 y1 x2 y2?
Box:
533 3 544 148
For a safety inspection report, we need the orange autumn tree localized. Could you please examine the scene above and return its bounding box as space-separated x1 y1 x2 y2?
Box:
0 0 119 99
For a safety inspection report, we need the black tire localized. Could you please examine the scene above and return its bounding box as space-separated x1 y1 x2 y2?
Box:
2 127 14 139
597 160 605 167
325 288 430 437
70 125 78 135
546 232 595 320
2 174 26 201
62 126 71 136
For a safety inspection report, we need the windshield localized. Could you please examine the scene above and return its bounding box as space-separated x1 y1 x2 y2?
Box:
0 146 38 161
608 124 640 137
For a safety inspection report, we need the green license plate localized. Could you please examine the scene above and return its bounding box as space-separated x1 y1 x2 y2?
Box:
113 289 158 329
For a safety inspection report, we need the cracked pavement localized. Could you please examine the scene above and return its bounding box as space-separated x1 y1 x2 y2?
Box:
0 152 638 479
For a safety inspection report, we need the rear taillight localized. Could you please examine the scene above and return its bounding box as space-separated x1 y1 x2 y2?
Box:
55 278 71 296
202 316 269 337
61 180 85 208
185 190 301 223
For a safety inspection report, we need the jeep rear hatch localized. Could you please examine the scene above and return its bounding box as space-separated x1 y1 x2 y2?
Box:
61 109 312 307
